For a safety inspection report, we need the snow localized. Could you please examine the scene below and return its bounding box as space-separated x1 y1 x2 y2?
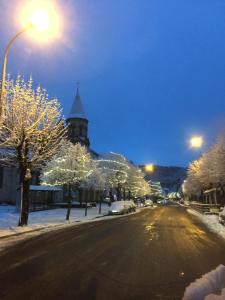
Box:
0 203 110 238
30 185 62 191
187 209 225 240
183 265 225 300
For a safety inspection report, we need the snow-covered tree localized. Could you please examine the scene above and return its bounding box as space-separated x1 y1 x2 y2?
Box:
184 160 203 199
41 141 93 220
82 168 106 214
125 164 150 198
205 137 225 190
97 153 151 201
97 152 129 201
0 76 66 226
185 136 225 200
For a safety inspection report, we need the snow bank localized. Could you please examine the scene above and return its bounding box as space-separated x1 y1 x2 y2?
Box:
183 265 225 300
205 289 225 300
187 209 225 240
0 204 110 237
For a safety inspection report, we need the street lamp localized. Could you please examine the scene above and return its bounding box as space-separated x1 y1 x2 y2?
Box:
0 25 31 114
189 136 203 149
0 1 62 114
145 164 154 172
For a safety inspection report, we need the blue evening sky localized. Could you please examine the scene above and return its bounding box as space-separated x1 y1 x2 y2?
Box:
1 0 225 167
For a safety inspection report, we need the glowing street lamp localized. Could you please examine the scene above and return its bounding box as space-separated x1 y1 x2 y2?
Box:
0 0 62 114
189 136 203 149
145 164 154 172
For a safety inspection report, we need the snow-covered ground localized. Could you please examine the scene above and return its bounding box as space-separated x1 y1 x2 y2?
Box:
0 204 111 238
183 264 225 300
187 209 225 240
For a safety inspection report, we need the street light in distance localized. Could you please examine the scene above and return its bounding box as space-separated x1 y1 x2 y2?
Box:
145 164 154 173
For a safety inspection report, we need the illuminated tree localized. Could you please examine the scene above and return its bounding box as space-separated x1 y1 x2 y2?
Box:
41 141 93 220
97 152 129 201
0 76 66 226
184 136 225 200
82 168 106 214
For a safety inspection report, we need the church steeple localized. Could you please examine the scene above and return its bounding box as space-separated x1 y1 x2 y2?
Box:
66 83 90 147
68 82 86 120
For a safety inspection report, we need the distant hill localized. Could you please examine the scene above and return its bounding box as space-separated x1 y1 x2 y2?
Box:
139 165 187 192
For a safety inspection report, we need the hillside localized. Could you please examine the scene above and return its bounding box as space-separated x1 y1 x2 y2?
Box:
140 165 187 192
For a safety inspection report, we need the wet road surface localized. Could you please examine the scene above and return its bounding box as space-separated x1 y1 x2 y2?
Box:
0 205 225 300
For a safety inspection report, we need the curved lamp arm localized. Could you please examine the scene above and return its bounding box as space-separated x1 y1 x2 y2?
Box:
0 25 32 114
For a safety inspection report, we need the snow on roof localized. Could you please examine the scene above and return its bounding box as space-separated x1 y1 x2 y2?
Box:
30 185 62 191
68 86 87 120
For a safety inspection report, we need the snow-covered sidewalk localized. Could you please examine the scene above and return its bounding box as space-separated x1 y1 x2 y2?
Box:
0 204 111 238
187 209 225 240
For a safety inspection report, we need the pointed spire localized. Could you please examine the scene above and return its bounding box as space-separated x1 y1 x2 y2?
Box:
68 82 87 119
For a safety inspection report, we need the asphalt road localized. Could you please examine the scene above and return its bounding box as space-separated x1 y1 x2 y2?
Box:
0 205 225 300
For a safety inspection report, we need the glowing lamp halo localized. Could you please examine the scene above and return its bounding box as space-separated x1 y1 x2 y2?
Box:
189 136 203 149
19 0 63 43
145 164 154 172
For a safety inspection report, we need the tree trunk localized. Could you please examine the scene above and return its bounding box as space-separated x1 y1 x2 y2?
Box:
99 191 103 214
117 184 121 201
123 188 126 200
85 195 87 217
109 188 113 203
128 190 131 200
66 185 72 221
18 178 30 226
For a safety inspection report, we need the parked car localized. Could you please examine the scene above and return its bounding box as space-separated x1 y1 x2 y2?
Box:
184 200 191 207
125 200 136 212
109 201 136 215
145 199 153 207
157 199 168 205
219 207 225 225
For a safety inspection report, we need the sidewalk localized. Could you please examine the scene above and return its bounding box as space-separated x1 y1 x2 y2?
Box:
0 204 110 239
187 208 225 240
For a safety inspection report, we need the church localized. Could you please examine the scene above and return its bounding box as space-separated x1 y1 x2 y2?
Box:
66 84 99 159
0 84 98 209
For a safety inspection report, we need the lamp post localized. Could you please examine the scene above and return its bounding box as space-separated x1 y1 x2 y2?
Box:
0 1 61 116
0 25 32 114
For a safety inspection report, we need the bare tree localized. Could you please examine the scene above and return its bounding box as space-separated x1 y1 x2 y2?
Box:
0 76 66 226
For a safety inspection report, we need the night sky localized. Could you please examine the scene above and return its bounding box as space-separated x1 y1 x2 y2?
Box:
1 0 225 167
